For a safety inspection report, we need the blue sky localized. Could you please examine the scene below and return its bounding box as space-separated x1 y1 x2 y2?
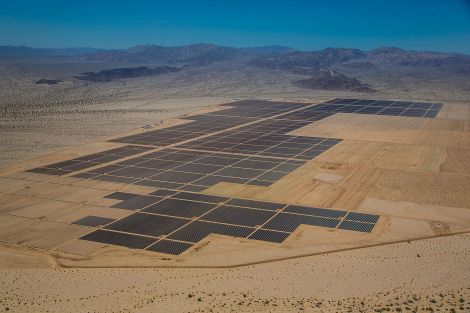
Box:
1 0 470 53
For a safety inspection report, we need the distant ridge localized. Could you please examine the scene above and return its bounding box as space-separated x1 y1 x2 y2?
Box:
1 44 469 74
0 45 102 58
85 44 296 64
0 44 295 61
251 46 470 74
86 44 244 64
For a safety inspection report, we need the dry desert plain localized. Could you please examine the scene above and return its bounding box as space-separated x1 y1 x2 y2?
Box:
0 60 470 312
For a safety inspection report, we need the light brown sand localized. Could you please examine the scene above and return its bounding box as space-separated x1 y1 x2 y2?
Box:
1 233 469 312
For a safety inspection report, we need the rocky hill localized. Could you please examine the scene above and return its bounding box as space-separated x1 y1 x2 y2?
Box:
293 70 375 92
74 66 181 82
34 79 62 85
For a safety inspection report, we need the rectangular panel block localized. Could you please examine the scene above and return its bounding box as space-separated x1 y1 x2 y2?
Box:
264 213 340 232
149 170 205 184
72 216 116 227
104 192 138 201
80 230 157 249
201 205 276 227
344 212 380 223
146 240 193 255
104 213 189 237
171 192 229 203
248 229 291 243
143 198 217 218
111 195 162 210
149 189 179 197
225 198 285 211
168 221 253 243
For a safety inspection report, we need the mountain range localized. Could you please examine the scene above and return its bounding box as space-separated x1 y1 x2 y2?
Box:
2 44 468 75
3 43 469 92
0 44 293 61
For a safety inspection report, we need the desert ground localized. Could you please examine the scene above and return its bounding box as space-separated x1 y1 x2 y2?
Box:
1 58 470 312
1 234 469 312
1 58 469 167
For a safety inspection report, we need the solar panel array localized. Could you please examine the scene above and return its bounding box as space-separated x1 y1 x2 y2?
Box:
179 128 340 160
71 148 311 189
285 98 442 120
28 98 442 179
109 100 306 147
29 100 343 189
79 189 380 255
27 98 443 256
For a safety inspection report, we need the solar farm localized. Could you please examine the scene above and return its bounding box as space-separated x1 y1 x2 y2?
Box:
0 98 469 266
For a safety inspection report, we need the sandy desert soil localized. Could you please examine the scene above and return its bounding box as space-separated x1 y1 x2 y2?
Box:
1 233 469 312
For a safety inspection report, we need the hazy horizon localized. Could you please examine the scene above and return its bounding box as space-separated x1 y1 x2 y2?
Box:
1 0 470 54
2 43 470 57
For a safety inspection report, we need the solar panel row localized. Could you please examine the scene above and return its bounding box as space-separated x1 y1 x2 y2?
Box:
27 145 152 176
